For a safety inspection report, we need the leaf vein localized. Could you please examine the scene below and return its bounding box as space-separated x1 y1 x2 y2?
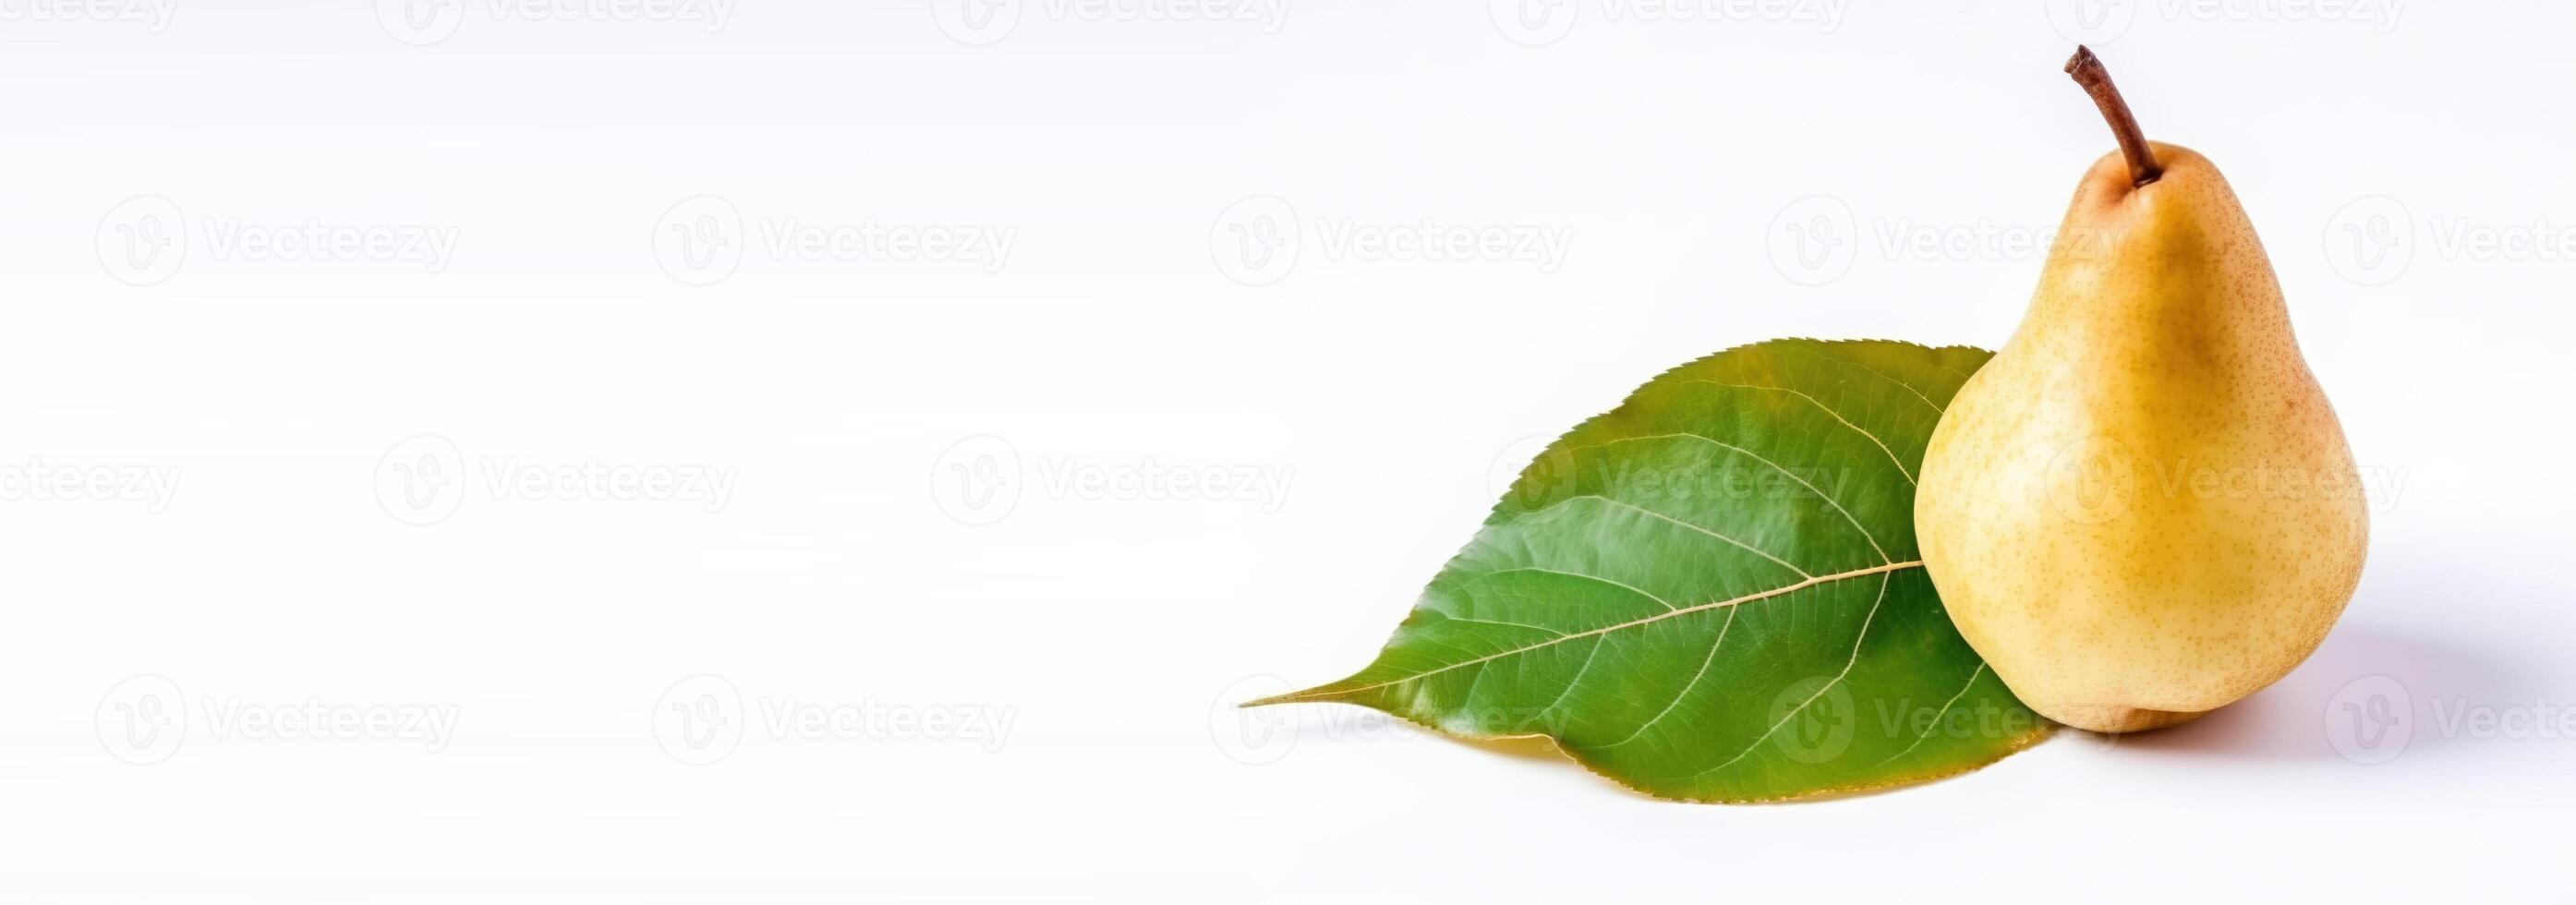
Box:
1598 432 1893 564
1433 614 1573 639
1869 663 1987 770
1682 379 1917 486
1536 636 1608 722
1683 571 1893 781
1569 495 1814 578
1795 347 1943 416
1480 566 1678 613
1259 561 1917 705
1591 603 1739 751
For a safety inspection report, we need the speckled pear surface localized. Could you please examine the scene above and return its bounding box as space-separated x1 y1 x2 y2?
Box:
1915 139 2369 733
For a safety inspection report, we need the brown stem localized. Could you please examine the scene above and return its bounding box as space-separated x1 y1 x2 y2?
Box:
2064 45 2161 187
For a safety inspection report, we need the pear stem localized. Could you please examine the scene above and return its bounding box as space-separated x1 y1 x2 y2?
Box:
2065 45 2161 187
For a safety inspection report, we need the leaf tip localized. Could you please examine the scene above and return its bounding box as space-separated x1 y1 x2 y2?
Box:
1237 686 1325 709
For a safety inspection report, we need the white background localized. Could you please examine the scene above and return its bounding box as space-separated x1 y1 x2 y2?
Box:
1 0 2569 901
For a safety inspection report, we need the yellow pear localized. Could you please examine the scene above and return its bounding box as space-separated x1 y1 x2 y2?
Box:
1916 47 2369 733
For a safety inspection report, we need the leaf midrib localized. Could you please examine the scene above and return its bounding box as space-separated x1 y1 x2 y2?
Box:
1246 559 1922 706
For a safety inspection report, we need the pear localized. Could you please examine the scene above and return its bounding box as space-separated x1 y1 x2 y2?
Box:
1915 47 2368 733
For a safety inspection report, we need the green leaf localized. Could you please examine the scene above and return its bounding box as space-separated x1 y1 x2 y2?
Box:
1250 339 2050 802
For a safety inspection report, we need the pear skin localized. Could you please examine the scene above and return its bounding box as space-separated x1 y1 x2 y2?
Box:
1915 50 2368 733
